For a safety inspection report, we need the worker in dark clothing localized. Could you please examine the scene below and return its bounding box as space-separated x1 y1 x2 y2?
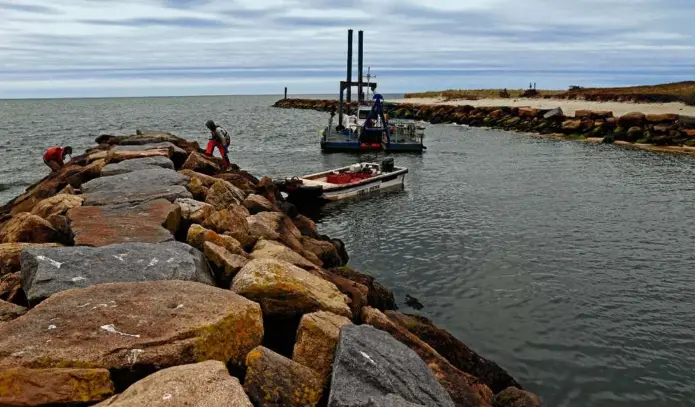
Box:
204 119 231 167
42 146 72 172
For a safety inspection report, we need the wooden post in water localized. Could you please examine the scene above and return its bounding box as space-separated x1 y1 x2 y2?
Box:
284 87 287 99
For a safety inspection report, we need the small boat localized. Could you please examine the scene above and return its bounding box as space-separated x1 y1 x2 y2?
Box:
276 158 407 205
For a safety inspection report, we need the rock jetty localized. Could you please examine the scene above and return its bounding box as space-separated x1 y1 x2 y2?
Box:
273 98 695 152
0 131 541 407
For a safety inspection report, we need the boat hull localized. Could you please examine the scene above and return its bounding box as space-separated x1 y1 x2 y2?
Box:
320 140 425 153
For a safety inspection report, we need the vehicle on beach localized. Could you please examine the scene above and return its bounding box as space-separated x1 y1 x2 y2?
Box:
276 158 407 205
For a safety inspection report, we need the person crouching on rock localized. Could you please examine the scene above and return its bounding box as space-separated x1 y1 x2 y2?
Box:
204 119 231 168
42 145 72 172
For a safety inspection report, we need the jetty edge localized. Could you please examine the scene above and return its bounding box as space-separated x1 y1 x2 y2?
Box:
273 98 696 155
0 131 541 407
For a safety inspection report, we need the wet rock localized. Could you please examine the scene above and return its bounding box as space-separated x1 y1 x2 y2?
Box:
101 156 175 177
0 272 24 304
321 272 368 320
203 241 249 286
251 238 320 270
0 242 62 277
542 107 563 119
244 346 323 407
363 307 492 407
256 176 281 205
0 213 58 243
492 387 542 407
385 311 520 393
175 198 215 224
302 237 343 268
0 281 264 381
327 324 455 407
202 209 254 248
0 299 27 322
243 193 275 214
294 215 319 238
20 241 214 305
95 360 253 407
216 172 257 193
205 180 246 210
232 258 351 318
618 112 646 128
30 194 84 220
82 168 191 206
627 126 644 142
0 367 114 406
247 211 304 253
182 151 220 175
68 199 181 246
293 311 352 388
329 266 397 311
186 224 247 256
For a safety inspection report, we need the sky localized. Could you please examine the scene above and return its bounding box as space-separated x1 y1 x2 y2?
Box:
0 0 694 98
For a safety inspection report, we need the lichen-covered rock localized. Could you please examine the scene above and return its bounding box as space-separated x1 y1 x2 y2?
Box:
0 299 27 322
385 311 521 394
216 172 257 193
0 280 264 372
0 272 23 304
202 209 253 248
0 367 114 406
293 311 352 388
68 199 181 246
626 126 643 142
185 176 208 201
175 198 215 224
205 180 246 211
302 237 343 268
246 211 304 253
0 243 62 277
561 119 581 132
492 387 542 407
203 241 249 286
101 156 175 177
251 239 320 271
82 168 191 206
232 258 351 318
94 361 253 407
242 194 275 214
30 194 84 220
328 324 455 407
244 346 323 407
0 213 58 243
362 307 492 407
187 224 246 256
182 151 220 175
329 266 396 311
20 242 214 305
179 169 218 187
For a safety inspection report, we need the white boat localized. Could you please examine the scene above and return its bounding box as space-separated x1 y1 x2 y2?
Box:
277 158 407 205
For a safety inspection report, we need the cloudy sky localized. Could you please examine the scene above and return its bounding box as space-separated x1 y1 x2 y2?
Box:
0 0 693 98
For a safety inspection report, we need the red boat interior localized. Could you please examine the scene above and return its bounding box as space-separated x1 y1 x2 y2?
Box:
326 172 373 185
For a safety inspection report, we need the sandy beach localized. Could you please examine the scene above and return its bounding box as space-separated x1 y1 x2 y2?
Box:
388 97 695 117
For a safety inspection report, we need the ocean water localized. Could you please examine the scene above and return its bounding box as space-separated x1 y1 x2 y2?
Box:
0 95 694 406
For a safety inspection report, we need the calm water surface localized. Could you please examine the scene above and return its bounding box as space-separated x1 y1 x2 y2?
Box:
0 95 693 406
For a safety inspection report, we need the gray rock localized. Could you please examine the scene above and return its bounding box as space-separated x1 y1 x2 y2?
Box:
82 168 191 206
114 142 186 156
328 324 455 407
101 156 175 177
543 107 564 119
20 241 214 305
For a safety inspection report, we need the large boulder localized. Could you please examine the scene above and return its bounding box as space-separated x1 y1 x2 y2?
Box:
205 180 246 210
329 266 396 311
179 169 218 187
82 168 191 206
94 361 253 407
0 242 62 277
327 324 455 407
101 156 175 177
293 311 352 388
30 194 84 220
202 209 254 248
186 224 246 256
203 242 249 287
0 299 27 322
231 258 351 318
244 346 323 407
618 112 646 128
0 367 114 406
20 241 214 305
175 198 215 224
0 213 58 243
68 199 181 246
492 387 542 407
246 211 304 253
363 308 492 406
242 194 275 214
542 107 563 120
216 172 257 193
293 215 319 238
251 238 320 271
386 311 521 393
184 176 208 201
0 272 23 304
182 151 220 175
0 281 264 377
302 237 343 268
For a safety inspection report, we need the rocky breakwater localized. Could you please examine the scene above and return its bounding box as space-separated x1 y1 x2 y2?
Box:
274 98 695 154
0 130 541 407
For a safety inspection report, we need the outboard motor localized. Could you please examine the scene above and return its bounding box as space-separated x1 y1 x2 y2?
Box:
381 157 394 172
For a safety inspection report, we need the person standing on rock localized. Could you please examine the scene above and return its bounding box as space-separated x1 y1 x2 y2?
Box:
204 119 231 168
42 145 72 172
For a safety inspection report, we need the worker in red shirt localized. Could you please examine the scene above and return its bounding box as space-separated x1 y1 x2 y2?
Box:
204 119 231 168
42 146 72 172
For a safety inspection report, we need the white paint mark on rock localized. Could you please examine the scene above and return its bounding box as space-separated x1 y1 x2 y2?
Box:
47 325 57 330
90 304 109 310
37 255 62 268
127 349 144 365
77 302 91 308
112 254 127 262
166 257 175 263
100 324 140 338
148 257 159 267
359 351 376 365
71 276 87 282
162 393 172 400
175 304 184 310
